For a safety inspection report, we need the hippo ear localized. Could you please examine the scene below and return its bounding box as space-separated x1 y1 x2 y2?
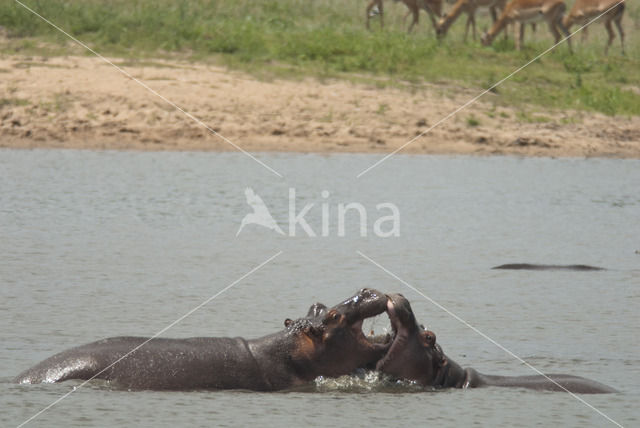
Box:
284 318 293 328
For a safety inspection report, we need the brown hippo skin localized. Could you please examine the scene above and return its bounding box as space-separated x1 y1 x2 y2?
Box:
14 289 389 391
377 293 617 393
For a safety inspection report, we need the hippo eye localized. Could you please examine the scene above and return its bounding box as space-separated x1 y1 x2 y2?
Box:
326 311 339 321
322 310 342 325
423 330 436 345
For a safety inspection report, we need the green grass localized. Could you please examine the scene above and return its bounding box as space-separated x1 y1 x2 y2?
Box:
37 92 71 113
1 0 639 115
466 115 480 127
0 97 30 107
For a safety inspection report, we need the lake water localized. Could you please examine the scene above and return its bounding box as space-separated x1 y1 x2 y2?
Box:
1 149 638 427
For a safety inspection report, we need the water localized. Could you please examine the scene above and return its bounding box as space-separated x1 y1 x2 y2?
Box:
1 149 638 427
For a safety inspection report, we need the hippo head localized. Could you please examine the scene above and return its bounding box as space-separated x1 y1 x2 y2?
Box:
283 288 390 380
376 293 447 387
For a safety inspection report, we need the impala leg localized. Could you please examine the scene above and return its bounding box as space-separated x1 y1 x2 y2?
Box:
614 14 625 55
408 8 419 33
604 19 614 56
517 22 525 50
489 6 498 23
464 16 470 42
547 20 560 43
555 15 572 53
429 11 439 35
470 13 477 41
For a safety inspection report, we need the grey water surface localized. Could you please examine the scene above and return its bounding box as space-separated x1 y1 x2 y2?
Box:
1 149 638 427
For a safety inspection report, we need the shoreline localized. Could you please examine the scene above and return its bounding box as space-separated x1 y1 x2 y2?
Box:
1 55 639 158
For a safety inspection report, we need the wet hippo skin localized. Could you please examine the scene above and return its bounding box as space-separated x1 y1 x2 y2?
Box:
15 289 390 391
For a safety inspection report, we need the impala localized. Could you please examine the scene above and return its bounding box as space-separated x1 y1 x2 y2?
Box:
436 0 507 40
481 0 572 51
562 0 625 54
366 0 443 33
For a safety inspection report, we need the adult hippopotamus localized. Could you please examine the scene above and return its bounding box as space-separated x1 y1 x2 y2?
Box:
376 293 616 393
14 288 390 391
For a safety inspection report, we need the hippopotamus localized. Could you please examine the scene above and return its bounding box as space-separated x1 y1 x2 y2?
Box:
492 264 605 271
376 293 617 393
14 288 390 391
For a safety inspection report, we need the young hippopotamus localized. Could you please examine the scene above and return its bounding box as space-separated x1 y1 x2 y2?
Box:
377 293 617 393
15 288 391 391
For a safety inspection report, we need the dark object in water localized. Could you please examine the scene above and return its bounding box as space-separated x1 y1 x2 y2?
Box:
14 289 390 391
492 263 605 271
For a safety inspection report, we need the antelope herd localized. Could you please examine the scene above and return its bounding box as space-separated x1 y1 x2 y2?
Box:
366 0 626 53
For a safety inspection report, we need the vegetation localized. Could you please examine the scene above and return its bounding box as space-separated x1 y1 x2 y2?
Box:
466 115 480 127
0 0 639 115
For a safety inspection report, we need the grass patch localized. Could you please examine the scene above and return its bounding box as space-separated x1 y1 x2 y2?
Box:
0 0 639 115
376 103 389 115
13 61 70 69
38 92 72 113
0 97 30 107
466 115 480 127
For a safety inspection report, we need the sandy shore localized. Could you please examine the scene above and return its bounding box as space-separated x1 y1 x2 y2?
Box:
1 55 638 157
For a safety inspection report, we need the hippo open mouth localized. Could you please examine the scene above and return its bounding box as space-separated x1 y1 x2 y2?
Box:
353 316 393 357
339 289 395 354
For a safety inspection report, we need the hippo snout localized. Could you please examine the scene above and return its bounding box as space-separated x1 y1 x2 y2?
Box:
353 288 388 319
332 288 388 323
